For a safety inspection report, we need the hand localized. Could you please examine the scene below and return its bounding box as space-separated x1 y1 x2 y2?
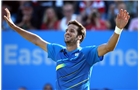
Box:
115 9 130 29
4 8 14 25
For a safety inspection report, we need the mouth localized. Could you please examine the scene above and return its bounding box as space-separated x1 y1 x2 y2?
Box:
65 35 71 39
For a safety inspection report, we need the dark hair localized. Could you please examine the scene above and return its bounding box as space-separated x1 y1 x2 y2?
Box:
18 86 27 90
68 20 86 43
43 83 53 90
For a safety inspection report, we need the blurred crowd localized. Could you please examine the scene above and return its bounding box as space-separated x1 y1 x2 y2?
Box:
2 1 138 31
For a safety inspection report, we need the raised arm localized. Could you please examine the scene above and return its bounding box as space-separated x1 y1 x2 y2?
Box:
97 9 130 56
4 8 49 52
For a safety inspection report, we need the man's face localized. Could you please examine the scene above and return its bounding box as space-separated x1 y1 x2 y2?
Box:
64 24 79 44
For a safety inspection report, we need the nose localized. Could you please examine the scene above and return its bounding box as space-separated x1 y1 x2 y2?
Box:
65 30 70 35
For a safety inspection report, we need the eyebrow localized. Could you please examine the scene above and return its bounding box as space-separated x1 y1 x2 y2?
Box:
71 28 76 31
66 27 77 32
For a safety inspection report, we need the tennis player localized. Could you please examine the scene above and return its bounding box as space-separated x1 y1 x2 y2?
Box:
4 8 130 90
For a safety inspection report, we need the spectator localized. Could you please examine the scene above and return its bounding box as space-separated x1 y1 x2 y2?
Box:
128 17 138 31
117 1 127 12
107 2 116 20
108 1 128 30
16 1 30 23
92 0 106 19
16 1 37 30
107 2 117 30
40 7 60 30
54 0 64 20
85 9 110 30
78 1 93 26
32 1 56 28
43 83 53 90
79 0 106 19
125 1 138 18
79 1 93 16
128 3 138 31
59 3 80 31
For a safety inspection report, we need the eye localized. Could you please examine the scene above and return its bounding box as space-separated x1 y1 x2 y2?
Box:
66 29 68 32
70 29 74 33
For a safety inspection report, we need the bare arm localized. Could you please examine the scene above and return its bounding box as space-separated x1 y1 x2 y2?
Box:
4 8 49 52
98 9 130 56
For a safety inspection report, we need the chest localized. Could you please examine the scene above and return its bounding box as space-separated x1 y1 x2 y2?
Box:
55 50 91 81
56 51 86 70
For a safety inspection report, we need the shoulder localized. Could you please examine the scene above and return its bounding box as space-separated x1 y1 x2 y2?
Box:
48 43 65 48
80 45 97 53
82 45 97 50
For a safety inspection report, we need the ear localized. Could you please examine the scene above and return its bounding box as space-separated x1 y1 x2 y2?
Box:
78 35 82 41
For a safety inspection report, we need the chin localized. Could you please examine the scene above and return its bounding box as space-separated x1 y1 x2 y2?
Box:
65 40 69 43
65 38 70 42
65 40 71 43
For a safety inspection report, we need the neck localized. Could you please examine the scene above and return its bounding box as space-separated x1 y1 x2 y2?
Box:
66 42 80 51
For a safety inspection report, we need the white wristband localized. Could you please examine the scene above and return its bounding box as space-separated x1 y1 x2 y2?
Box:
114 26 123 35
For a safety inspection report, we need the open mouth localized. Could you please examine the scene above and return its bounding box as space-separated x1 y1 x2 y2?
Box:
65 35 71 39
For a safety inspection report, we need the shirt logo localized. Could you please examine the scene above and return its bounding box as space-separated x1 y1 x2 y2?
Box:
56 63 66 70
75 53 79 57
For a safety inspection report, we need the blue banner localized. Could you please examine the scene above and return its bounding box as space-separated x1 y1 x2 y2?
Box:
2 31 138 90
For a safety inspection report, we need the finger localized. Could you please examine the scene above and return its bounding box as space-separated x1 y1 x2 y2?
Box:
127 14 130 21
117 13 121 19
119 9 122 15
122 9 126 18
119 9 123 18
124 10 127 17
5 8 11 18
5 8 10 17
125 12 130 21
124 10 127 20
